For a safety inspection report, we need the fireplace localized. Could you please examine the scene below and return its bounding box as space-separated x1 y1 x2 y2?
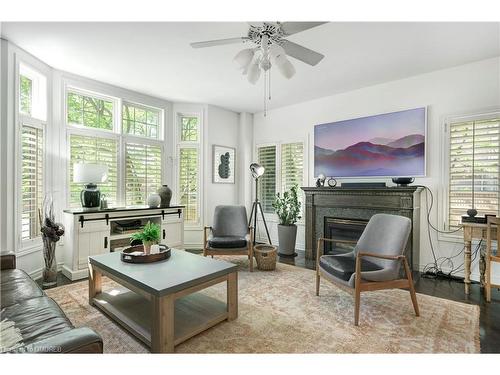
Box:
302 186 422 274
323 217 368 255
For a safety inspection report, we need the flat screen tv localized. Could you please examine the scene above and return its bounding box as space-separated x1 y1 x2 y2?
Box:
314 107 426 178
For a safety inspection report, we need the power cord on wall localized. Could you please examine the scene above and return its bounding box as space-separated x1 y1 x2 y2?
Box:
413 184 478 281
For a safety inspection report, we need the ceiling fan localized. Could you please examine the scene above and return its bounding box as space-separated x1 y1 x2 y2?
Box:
190 22 326 84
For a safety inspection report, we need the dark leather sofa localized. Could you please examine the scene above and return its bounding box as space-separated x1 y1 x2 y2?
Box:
1 253 103 353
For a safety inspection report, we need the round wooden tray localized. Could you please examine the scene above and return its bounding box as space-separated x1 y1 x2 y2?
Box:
120 244 171 263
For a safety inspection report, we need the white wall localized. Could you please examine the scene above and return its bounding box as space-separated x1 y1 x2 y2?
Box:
205 105 240 226
253 57 500 283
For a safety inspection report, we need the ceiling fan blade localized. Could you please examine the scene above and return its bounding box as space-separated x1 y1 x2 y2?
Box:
190 37 249 48
280 22 327 36
281 40 325 66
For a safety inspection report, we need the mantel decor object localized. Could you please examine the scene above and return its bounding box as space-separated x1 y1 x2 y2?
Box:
39 195 65 288
157 185 172 208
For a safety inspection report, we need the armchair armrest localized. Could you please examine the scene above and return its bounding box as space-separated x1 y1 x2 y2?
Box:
1 252 16 270
203 226 212 246
14 327 103 353
357 252 405 261
316 237 358 263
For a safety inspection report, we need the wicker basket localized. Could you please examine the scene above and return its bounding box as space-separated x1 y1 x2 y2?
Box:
254 244 278 271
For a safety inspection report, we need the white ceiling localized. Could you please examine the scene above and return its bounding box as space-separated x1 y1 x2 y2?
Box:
2 22 499 113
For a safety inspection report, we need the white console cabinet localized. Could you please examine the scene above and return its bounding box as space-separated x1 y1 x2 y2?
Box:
62 206 184 280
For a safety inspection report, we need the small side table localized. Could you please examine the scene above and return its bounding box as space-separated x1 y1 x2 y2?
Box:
254 245 278 271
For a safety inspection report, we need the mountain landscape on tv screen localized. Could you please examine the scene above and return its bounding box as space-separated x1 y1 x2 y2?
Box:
314 134 425 177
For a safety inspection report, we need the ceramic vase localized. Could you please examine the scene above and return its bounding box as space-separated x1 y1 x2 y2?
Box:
147 193 161 208
157 185 172 208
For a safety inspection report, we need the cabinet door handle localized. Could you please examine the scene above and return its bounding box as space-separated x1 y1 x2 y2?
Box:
163 229 166 240
104 236 108 249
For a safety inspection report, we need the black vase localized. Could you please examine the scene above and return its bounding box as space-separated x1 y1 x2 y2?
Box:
80 184 101 208
157 185 172 208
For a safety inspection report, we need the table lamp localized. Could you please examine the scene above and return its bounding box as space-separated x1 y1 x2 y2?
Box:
73 163 108 209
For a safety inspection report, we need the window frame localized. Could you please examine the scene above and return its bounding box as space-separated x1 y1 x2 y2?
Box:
440 109 500 242
65 86 119 134
176 112 202 228
16 62 49 250
122 100 165 141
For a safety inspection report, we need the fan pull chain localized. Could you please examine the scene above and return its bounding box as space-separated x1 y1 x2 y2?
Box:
268 69 272 100
263 70 267 117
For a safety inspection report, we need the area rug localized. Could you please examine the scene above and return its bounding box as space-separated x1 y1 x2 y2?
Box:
46 257 480 353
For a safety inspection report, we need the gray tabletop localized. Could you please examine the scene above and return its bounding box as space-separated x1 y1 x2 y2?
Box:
89 249 238 297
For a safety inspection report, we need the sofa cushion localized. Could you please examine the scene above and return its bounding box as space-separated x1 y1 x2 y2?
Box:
208 236 248 249
1 269 44 307
319 255 383 282
1 296 73 347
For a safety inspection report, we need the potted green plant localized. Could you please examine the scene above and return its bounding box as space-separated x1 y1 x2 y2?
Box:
131 221 161 254
272 184 301 257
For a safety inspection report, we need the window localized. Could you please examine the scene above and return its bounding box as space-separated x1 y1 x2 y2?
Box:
281 142 304 193
177 115 201 225
180 116 199 141
18 63 47 243
125 143 162 206
69 135 118 207
179 148 199 222
257 145 277 213
122 103 161 139
448 115 500 230
67 91 114 130
20 125 44 241
65 87 164 207
257 142 305 215
19 75 33 116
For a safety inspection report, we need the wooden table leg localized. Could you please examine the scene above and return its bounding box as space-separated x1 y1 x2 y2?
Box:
151 294 175 353
227 272 238 321
464 239 472 295
88 263 102 305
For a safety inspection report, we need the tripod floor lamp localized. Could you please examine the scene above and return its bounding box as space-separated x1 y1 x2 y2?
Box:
249 163 272 245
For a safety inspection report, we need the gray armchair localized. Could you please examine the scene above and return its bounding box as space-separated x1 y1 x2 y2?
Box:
204 205 254 271
316 213 419 325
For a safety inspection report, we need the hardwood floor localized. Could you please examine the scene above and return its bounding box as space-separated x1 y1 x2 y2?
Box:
39 248 500 353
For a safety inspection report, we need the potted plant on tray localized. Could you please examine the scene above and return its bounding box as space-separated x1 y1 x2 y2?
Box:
272 184 301 257
131 221 161 254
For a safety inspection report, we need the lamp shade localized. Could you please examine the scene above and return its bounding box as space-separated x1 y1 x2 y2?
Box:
247 60 261 84
275 54 296 79
250 163 265 179
73 163 108 183
233 48 255 70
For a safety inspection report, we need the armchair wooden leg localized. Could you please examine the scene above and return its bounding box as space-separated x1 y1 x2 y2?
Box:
403 257 420 316
249 244 254 272
316 273 320 296
354 287 361 326
354 255 361 326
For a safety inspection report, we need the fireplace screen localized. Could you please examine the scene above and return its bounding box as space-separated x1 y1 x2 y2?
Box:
323 217 368 255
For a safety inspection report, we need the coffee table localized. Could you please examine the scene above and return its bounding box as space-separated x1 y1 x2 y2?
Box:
88 249 238 353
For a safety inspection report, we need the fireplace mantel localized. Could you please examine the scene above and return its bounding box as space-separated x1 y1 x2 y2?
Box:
301 186 422 272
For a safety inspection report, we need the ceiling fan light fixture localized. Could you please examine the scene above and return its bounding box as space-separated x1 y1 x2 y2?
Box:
247 60 261 84
233 48 255 70
269 43 285 61
275 54 296 79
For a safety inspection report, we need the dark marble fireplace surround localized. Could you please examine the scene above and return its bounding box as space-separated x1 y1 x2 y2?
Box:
302 187 422 273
